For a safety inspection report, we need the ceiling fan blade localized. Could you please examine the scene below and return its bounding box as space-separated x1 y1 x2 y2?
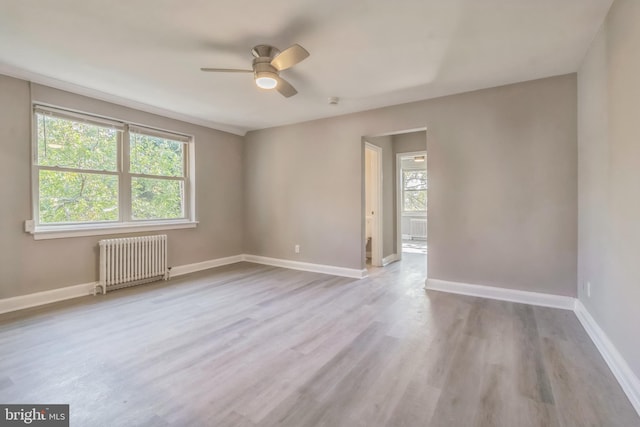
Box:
275 76 297 97
270 44 309 71
200 68 253 73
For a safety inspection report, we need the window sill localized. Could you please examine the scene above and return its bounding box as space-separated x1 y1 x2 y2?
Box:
31 220 198 240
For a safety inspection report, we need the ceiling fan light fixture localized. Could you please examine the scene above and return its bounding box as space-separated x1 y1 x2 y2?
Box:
255 72 278 89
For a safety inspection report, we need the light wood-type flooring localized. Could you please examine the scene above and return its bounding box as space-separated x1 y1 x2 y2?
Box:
0 253 638 426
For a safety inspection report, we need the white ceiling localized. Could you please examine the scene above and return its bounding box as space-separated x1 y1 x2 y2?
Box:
0 0 612 135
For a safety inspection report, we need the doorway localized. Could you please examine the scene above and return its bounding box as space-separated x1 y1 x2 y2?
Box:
396 151 428 258
362 129 427 276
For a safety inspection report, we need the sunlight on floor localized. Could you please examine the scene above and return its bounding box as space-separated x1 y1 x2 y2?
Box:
402 239 427 254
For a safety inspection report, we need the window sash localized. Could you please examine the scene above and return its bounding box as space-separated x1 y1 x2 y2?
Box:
130 176 185 221
37 168 120 226
403 189 427 212
35 113 121 172
129 130 186 178
402 171 427 189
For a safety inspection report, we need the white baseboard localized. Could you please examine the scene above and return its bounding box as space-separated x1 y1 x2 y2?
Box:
0 255 243 316
243 254 367 279
425 278 575 310
575 300 640 415
0 282 97 315
169 255 244 278
171 254 367 280
0 254 366 316
382 253 399 266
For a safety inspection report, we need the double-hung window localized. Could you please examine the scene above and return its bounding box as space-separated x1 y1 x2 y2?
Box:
32 106 194 237
402 169 427 213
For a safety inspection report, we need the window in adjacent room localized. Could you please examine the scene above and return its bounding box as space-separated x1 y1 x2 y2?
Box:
402 169 427 212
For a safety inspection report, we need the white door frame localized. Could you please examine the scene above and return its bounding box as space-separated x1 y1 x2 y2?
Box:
365 142 383 267
396 150 427 260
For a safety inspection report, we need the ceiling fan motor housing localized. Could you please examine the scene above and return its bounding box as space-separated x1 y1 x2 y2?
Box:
252 45 280 78
253 61 278 76
251 45 280 59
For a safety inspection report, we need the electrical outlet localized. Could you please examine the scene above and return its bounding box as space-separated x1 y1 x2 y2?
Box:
294 244 300 254
587 281 591 298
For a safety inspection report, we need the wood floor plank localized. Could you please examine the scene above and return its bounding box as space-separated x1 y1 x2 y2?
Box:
0 254 637 426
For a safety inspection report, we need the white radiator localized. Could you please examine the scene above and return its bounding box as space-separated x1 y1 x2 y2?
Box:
97 235 168 294
410 219 427 240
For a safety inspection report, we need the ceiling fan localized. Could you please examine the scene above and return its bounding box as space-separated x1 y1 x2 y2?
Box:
201 44 310 97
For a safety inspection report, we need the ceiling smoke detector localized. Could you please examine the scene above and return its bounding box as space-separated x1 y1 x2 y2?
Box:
328 97 339 105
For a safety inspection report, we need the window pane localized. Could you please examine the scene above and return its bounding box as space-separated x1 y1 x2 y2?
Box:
130 132 184 177
403 170 427 190
404 190 427 212
131 178 184 220
39 170 118 224
36 114 118 171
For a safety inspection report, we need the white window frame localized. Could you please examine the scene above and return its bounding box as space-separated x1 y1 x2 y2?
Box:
29 104 197 240
401 166 427 215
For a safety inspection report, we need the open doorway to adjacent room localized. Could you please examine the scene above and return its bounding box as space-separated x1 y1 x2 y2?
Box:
362 129 427 275
397 151 427 257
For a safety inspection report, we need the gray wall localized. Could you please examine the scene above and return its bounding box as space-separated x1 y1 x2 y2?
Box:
0 73 578 301
578 0 640 379
0 75 244 299
365 135 395 259
245 75 577 296
393 131 427 155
